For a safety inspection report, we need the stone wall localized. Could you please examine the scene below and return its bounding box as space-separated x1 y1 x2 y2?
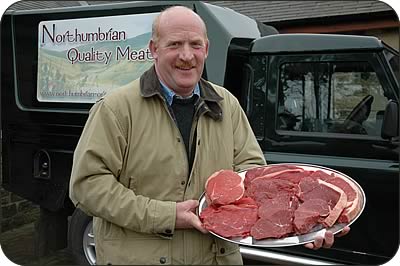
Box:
1 187 40 232
1 152 40 232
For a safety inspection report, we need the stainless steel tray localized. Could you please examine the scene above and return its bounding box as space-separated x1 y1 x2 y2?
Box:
197 163 365 247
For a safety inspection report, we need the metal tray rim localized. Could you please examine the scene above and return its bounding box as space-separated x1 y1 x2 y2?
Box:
198 163 365 247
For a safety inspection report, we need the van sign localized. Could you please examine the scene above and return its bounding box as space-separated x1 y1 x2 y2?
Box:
37 12 158 103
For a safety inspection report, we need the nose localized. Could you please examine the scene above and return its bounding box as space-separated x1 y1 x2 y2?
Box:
179 43 194 61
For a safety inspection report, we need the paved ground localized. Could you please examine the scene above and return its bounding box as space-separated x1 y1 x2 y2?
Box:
0 222 75 265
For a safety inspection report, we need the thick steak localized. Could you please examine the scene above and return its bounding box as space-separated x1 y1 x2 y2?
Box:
244 165 302 188
251 209 294 239
298 177 348 227
258 194 298 219
293 198 330 234
251 194 297 239
246 178 298 204
205 170 244 206
200 202 258 238
310 170 362 223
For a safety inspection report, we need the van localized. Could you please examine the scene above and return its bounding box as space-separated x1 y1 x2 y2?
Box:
1 1 398 264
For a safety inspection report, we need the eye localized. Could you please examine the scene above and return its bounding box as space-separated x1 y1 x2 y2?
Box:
169 42 181 48
191 42 204 49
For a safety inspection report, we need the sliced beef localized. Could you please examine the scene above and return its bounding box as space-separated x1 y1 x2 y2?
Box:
298 177 348 227
267 170 313 184
293 198 330 234
251 209 294 239
251 194 297 239
258 194 298 219
200 202 258 238
244 167 265 187
244 165 302 188
309 170 335 181
235 196 258 206
205 170 244 206
310 171 362 223
329 177 362 223
202 165 362 241
246 178 298 205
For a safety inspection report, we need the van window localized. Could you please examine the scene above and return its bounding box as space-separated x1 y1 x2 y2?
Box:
277 61 389 136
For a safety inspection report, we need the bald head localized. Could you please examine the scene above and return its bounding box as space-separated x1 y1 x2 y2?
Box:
152 6 208 44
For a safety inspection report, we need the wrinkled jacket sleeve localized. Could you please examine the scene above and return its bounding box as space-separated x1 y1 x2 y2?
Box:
69 100 176 235
230 96 266 171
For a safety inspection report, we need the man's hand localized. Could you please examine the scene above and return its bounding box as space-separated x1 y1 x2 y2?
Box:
176 200 208 234
304 226 350 250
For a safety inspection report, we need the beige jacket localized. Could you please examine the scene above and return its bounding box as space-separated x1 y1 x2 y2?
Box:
69 66 266 265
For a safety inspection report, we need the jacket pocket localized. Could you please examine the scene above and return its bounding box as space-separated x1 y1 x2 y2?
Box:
214 238 243 265
101 237 171 265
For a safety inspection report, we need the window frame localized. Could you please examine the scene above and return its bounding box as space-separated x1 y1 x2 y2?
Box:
270 52 396 141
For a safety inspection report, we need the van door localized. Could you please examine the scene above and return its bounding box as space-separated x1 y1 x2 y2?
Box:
247 52 399 264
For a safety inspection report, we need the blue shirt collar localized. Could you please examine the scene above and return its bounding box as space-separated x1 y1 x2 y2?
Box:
160 81 200 106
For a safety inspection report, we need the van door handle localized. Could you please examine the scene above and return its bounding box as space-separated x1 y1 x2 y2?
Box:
33 149 51 180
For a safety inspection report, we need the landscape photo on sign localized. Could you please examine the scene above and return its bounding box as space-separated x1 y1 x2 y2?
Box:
37 12 159 103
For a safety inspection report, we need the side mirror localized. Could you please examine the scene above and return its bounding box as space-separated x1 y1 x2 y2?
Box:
381 100 399 140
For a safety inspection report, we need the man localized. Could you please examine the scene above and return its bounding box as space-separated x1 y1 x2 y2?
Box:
69 6 348 265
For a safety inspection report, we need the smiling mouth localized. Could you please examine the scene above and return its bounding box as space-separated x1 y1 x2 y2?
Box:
176 62 195 70
177 66 193 71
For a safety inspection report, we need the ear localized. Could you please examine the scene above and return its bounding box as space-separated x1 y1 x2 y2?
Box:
149 39 158 59
204 40 209 59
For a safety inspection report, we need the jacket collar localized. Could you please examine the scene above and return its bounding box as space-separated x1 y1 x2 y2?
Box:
140 65 223 120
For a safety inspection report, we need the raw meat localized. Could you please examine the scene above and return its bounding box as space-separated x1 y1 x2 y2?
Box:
246 178 298 204
293 198 330 234
310 170 362 223
200 202 258 238
251 195 297 239
201 165 362 241
235 196 258 206
251 209 294 239
298 177 348 227
244 165 302 188
205 170 244 206
257 194 298 219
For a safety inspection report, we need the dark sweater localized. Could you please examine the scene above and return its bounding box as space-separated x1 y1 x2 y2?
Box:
171 95 198 173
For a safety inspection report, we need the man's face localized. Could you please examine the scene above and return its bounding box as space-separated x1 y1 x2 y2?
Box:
150 10 209 96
